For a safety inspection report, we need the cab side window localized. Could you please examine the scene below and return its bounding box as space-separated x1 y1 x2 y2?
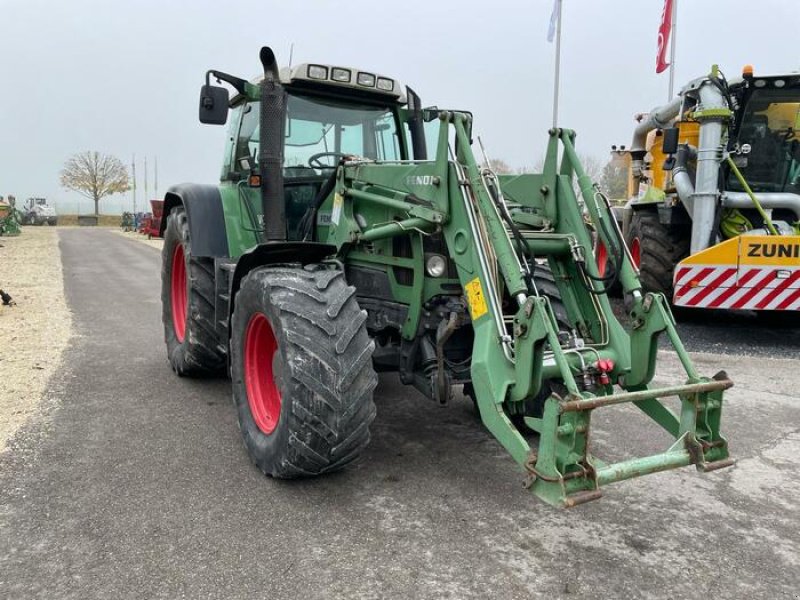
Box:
220 104 244 181
373 113 400 161
234 102 261 175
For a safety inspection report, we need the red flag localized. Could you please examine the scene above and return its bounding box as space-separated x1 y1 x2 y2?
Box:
656 0 673 74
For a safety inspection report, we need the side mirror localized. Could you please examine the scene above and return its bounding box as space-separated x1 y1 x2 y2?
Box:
662 127 680 155
421 106 440 122
199 84 229 125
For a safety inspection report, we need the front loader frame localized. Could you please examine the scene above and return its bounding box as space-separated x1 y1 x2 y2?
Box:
326 112 732 507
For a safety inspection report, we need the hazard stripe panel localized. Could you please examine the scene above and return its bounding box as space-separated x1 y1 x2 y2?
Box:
673 265 800 311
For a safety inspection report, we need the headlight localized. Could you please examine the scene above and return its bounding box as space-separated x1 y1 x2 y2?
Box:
357 72 376 87
308 65 328 80
425 255 447 278
331 67 351 83
376 77 394 91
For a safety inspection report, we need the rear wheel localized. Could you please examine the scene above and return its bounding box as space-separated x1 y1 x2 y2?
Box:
231 265 378 477
161 206 226 376
627 209 690 299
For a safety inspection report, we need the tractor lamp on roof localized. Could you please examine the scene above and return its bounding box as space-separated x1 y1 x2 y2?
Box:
307 64 328 80
377 77 394 92
357 72 376 87
331 68 351 83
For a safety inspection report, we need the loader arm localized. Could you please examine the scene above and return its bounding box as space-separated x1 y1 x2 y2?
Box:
327 112 732 507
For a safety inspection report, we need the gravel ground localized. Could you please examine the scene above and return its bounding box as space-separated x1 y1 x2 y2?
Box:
0 228 71 450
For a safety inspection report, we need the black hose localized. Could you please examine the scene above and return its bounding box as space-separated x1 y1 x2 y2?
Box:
299 164 341 241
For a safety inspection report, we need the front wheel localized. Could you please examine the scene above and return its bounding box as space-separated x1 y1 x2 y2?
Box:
230 265 378 477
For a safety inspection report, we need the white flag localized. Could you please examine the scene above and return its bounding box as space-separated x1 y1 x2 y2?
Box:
547 0 560 42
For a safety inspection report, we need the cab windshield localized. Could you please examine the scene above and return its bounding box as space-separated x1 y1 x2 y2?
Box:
729 85 800 194
284 94 402 174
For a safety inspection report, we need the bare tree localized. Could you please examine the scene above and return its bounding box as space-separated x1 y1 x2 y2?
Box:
480 158 516 174
523 153 602 179
60 151 130 215
600 161 629 199
579 154 604 184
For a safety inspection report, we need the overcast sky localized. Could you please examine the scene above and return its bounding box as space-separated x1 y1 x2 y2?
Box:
0 0 796 214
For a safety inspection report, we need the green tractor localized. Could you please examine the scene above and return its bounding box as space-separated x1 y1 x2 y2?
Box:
160 47 732 507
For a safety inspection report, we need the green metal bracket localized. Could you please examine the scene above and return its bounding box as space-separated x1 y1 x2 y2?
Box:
628 292 699 387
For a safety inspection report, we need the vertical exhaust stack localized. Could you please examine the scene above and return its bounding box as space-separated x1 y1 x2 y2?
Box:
259 47 288 242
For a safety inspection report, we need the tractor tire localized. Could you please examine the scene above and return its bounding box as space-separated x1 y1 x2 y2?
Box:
161 206 226 376
533 262 570 328
230 265 378 478
627 209 690 299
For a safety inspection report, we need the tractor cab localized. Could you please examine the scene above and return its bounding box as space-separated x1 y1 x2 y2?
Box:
728 73 800 198
199 53 427 243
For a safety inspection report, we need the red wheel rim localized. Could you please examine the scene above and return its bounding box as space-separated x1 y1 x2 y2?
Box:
171 244 188 342
596 240 609 277
244 313 282 435
631 237 642 269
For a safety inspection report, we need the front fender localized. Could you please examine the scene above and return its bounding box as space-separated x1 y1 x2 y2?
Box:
229 241 337 320
160 184 229 258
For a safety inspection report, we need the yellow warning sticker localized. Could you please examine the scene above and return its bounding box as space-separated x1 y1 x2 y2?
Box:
465 277 488 321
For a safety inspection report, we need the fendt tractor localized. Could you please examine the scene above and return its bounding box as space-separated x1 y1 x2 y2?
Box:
160 47 732 507
609 65 800 313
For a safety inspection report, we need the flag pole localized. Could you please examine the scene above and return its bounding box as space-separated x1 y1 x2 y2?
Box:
552 0 563 127
667 0 677 100
131 154 137 215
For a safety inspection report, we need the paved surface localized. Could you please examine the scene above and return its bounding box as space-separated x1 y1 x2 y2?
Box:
1 228 799 599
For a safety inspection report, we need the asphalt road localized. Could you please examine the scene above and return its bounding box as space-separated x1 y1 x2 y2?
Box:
2 228 799 599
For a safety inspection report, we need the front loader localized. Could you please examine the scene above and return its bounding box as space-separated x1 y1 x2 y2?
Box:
160 47 732 507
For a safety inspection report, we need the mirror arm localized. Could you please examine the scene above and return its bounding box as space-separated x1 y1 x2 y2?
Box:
206 70 248 95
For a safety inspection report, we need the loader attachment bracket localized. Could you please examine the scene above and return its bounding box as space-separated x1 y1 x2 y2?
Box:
525 375 732 507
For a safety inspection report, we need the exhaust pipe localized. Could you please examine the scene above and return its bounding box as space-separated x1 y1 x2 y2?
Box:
722 192 800 221
672 144 696 218
259 47 287 242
